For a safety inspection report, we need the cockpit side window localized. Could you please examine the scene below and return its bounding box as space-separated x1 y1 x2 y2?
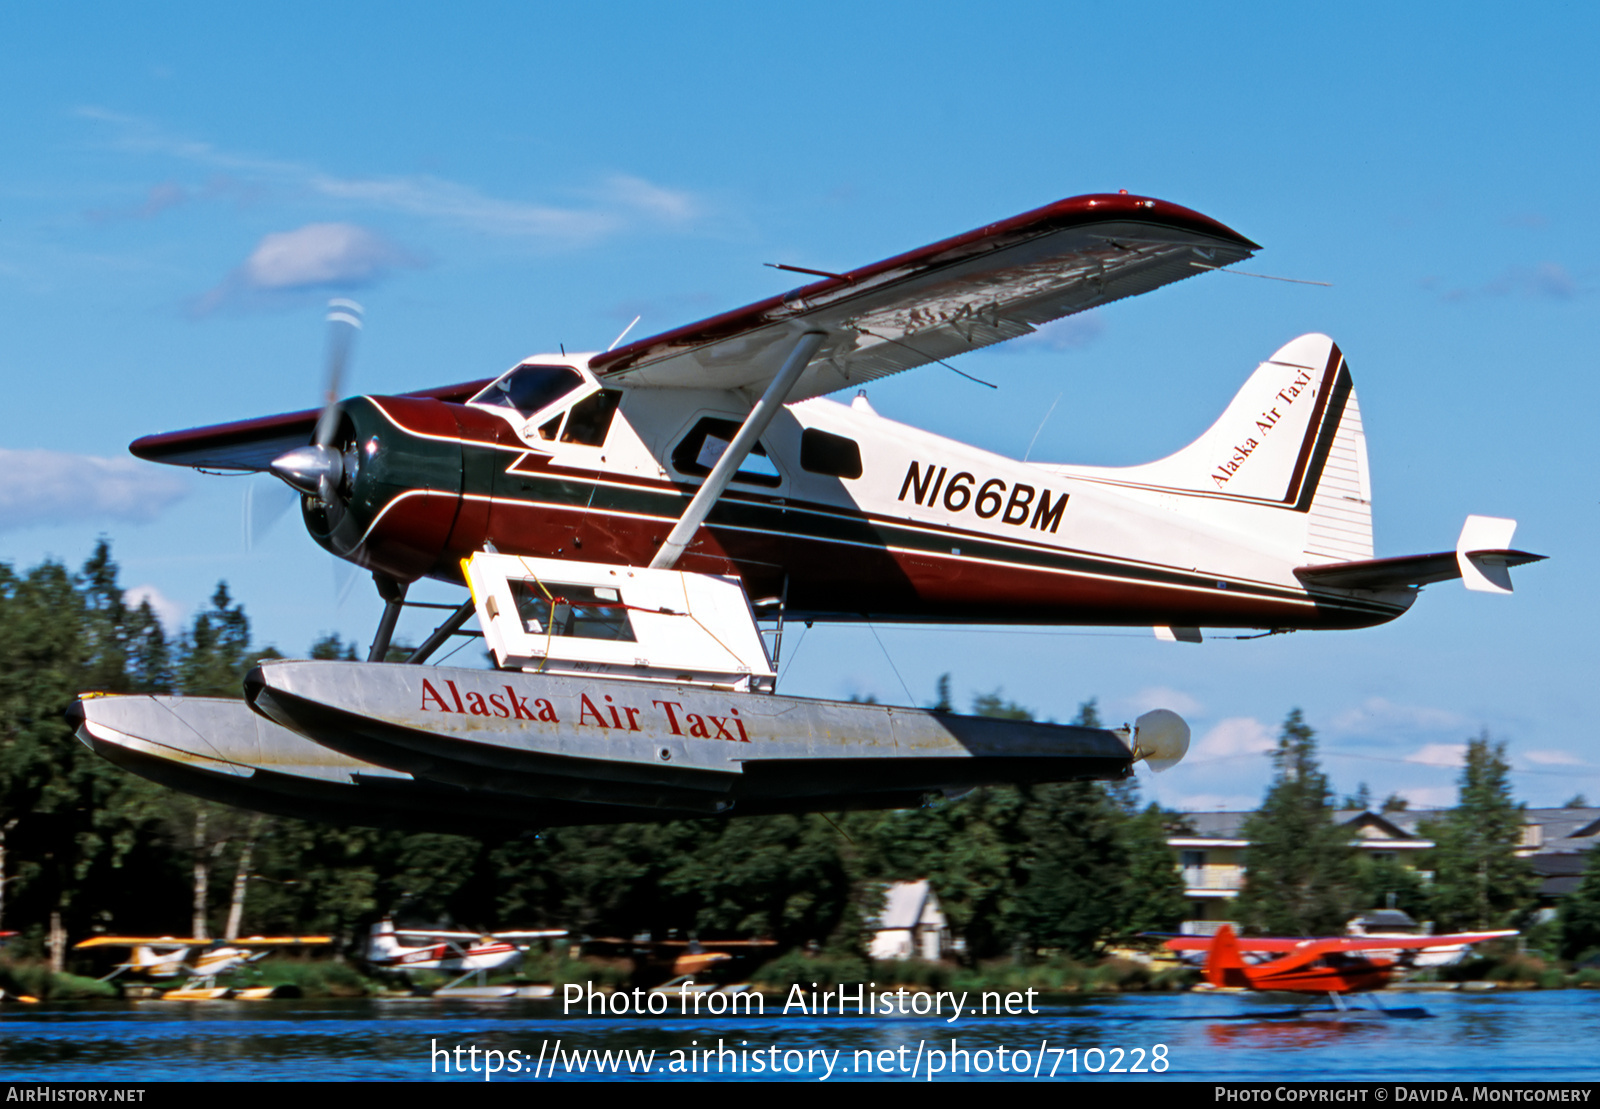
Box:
560 389 623 447
471 364 584 418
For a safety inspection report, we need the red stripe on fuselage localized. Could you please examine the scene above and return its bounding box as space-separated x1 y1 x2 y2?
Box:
351 398 1404 630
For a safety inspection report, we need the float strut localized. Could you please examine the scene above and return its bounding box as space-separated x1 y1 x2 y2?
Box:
650 330 826 570
368 574 408 662
406 599 477 665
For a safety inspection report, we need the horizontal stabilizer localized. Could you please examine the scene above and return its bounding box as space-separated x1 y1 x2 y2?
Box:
1297 550 1544 591
1297 516 1544 593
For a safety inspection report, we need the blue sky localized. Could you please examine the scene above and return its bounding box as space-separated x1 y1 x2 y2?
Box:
2 3 1595 811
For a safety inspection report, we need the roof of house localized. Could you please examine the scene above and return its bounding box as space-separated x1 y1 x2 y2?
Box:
1174 807 1600 853
873 880 945 931
1173 809 1432 844
1349 908 1420 930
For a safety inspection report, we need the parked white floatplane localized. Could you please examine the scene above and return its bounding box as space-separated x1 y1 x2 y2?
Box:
70 193 1541 827
365 919 565 998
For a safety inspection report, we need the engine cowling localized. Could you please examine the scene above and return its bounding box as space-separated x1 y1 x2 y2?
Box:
300 395 466 582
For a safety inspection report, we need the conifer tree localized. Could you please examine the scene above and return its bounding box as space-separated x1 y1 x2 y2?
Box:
1558 846 1600 960
1235 710 1358 935
1422 734 1536 931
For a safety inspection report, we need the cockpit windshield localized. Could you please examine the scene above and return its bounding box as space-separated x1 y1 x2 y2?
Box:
471 364 584 417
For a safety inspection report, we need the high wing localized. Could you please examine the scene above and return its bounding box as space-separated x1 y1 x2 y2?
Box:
1299 931 1519 955
591 193 1257 400
128 193 1255 471
390 928 566 942
75 937 198 950
1163 930 1516 955
128 380 490 473
75 935 333 948
1161 935 1305 954
585 937 775 949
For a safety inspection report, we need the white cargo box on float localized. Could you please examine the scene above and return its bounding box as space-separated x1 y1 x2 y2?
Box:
463 553 776 692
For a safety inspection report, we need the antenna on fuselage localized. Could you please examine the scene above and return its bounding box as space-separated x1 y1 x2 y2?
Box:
607 315 642 352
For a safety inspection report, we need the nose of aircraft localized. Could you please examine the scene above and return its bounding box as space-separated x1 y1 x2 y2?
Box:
269 443 344 502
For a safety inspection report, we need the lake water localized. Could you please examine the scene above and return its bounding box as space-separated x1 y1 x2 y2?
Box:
2 989 1597 1083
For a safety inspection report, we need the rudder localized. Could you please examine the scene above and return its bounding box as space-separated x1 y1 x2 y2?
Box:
1204 924 1252 989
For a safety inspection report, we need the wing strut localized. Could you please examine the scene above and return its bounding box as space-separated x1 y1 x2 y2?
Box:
649 330 826 571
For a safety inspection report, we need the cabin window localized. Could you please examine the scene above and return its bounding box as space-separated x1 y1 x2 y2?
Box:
560 389 623 447
800 428 863 479
672 417 782 487
510 580 636 642
472 364 584 417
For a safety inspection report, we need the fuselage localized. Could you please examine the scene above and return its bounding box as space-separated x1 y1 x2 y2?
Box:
304 355 1409 632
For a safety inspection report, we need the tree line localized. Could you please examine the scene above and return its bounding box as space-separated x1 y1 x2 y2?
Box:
0 541 1187 972
1236 708 1600 963
8 540 1599 974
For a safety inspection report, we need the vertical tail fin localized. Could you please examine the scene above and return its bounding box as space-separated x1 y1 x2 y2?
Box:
366 918 399 961
1205 924 1252 988
1055 334 1374 563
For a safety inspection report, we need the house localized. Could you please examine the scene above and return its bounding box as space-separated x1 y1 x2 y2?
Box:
867 880 949 961
1168 810 1434 935
1517 808 1600 910
1168 806 1600 933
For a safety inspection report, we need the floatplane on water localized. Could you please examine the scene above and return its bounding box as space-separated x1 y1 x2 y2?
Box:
71 192 1541 829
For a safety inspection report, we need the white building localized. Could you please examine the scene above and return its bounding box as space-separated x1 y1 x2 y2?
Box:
868 880 949 961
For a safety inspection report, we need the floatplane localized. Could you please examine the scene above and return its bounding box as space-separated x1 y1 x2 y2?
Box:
74 934 331 1000
1165 925 1518 1017
72 192 1541 828
365 919 566 999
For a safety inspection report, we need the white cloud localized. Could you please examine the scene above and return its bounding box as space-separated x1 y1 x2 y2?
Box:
84 180 190 224
1523 749 1586 767
1439 262 1583 303
1329 697 1472 739
1113 685 1205 719
308 175 618 241
599 174 697 222
123 585 184 632
1405 743 1468 768
1395 785 1457 809
241 223 418 290
1191 716 1276 761
1171 792 1264 812
193 223 424 314
1001 313 1105 353
80 108 703 246
0 450 187 531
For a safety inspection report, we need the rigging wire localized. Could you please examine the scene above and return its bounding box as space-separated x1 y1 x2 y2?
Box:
854 327 997 389
866 619 918 706
776 623 809 686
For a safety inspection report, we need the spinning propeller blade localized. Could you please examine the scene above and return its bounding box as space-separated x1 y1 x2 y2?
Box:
314 299 363 448
243 479 298 552
270 300 364 506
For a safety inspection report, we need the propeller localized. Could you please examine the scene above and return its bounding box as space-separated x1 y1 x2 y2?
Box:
269 300 364 506
242 479 298 552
